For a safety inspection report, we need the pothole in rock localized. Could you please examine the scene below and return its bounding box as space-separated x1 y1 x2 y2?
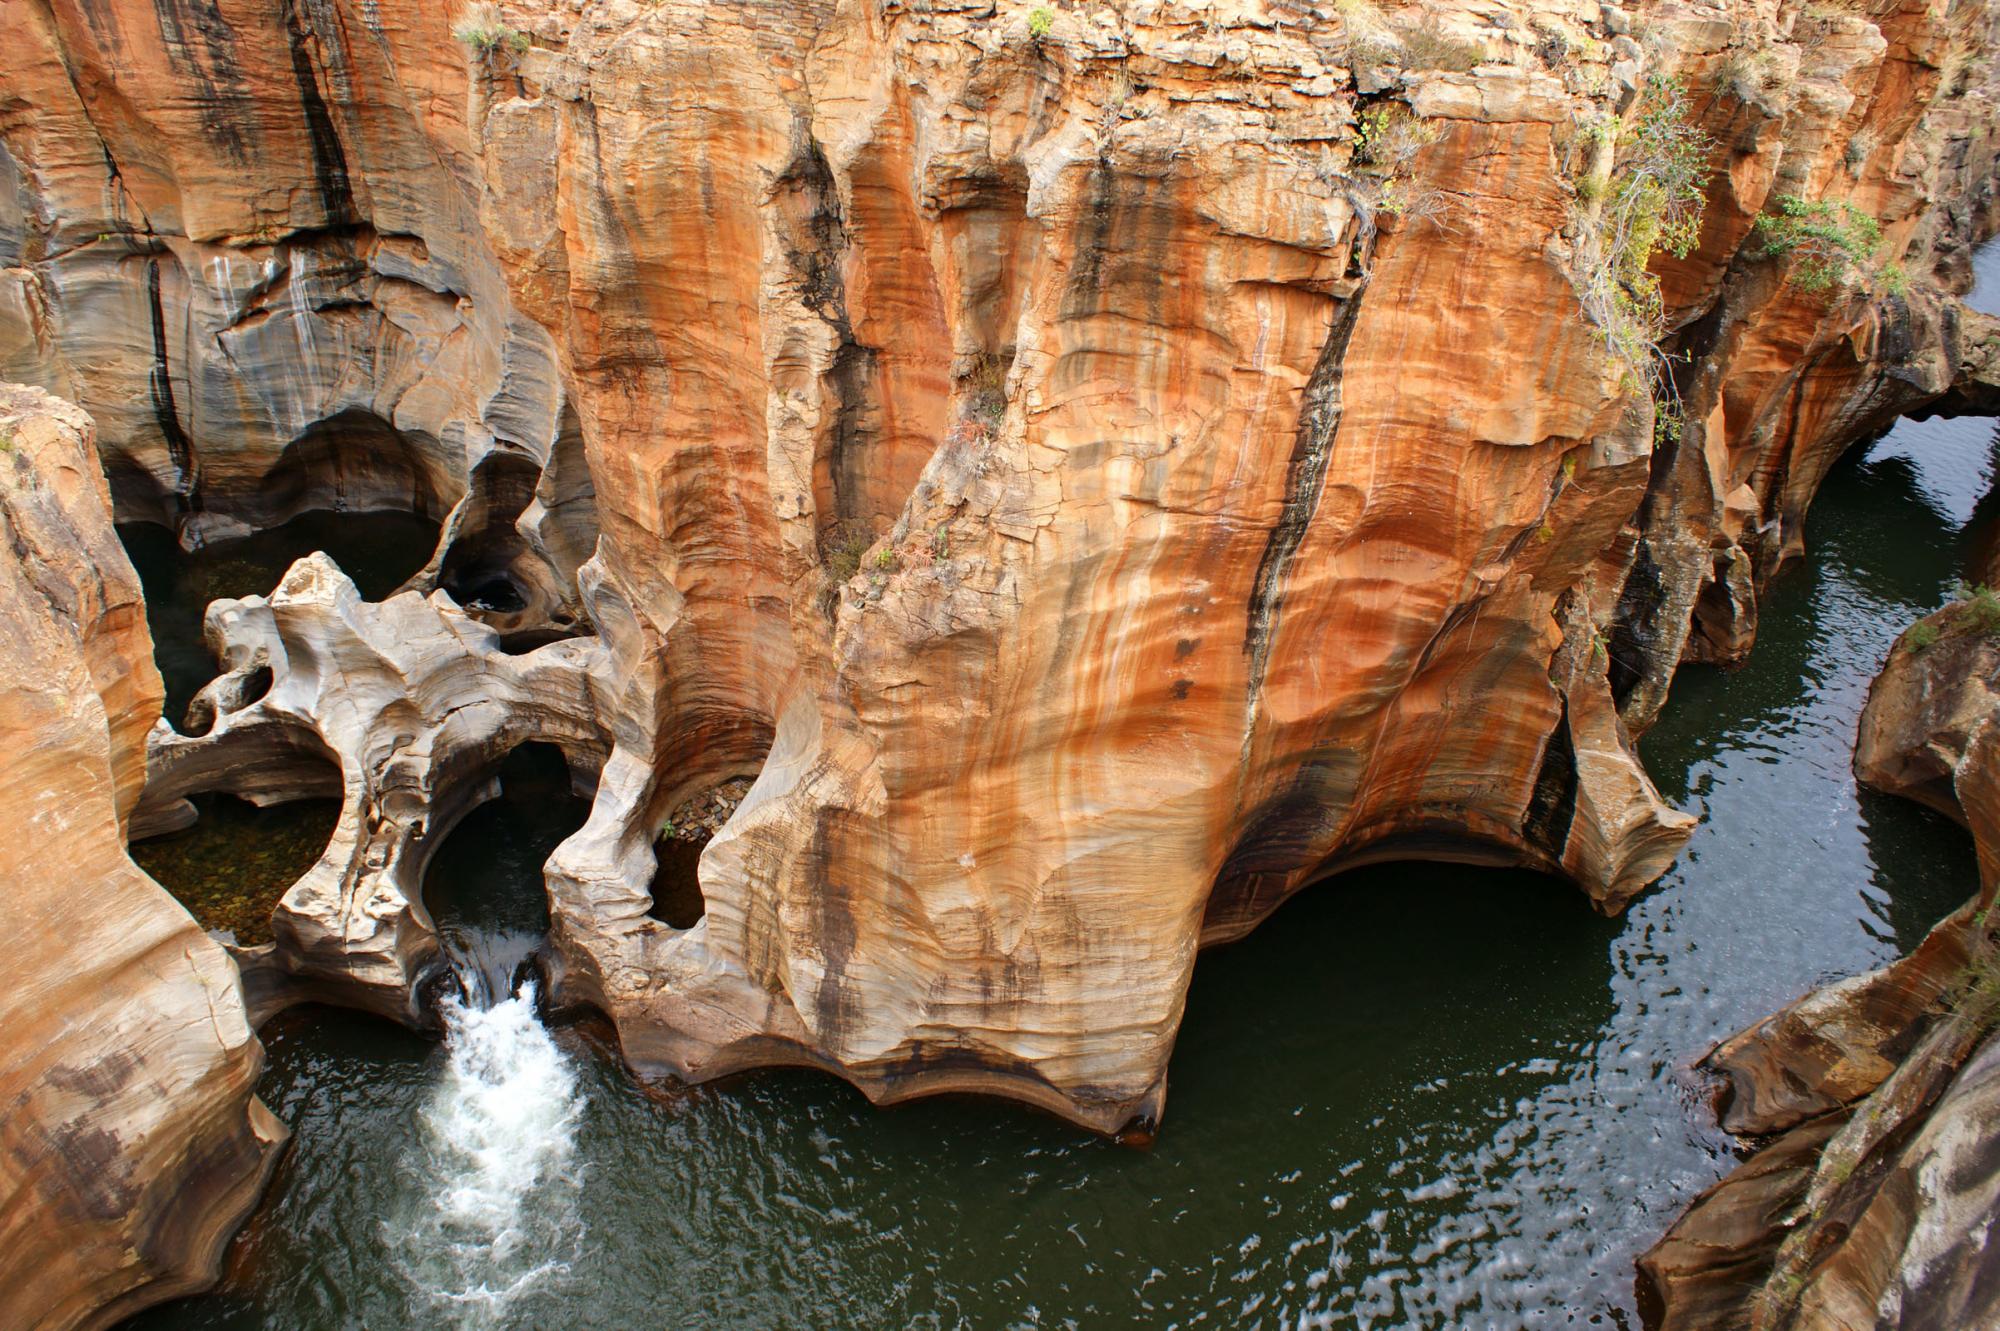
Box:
424 742 592 1007
120 510 440 731
130 792 339 946
647 777 755 930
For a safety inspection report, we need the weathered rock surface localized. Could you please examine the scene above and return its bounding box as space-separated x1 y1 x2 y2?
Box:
5 0 2000 1139
136 553 617 1025
1641 602 2000 1329
0 385 280 1331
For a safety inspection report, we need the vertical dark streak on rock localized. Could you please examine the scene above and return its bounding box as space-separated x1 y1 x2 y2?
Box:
1607 537 1663 705
146 257 200 519
1522 695 1578 855
779 133 876 526
280 0 357 227
1242 285 1368 700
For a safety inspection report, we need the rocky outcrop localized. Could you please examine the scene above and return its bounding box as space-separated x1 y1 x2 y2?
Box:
0 385 281 1331
6 0 2000 1136
1640 601 2000 1329
136 553 617 1025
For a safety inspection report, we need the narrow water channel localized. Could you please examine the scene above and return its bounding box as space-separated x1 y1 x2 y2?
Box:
125 257 2000 1330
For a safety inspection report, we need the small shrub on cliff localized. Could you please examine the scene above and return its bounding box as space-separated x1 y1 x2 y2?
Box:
966 352 1008 425
1342 105 1454 231
1714 46 1785 105
1395 10 1484 72
820 520 874 584
1574 74 1714 383
1755 196 1882 294
453 2 527 57
1905 620 1942 652
1845 125 1883 178
1028 7 1054 40
1953 581 2000 637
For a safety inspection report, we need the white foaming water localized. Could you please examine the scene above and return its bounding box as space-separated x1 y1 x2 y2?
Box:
389 980 585 1327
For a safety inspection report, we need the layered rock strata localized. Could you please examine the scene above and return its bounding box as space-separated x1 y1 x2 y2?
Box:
0 385 281 1331
1640 603 2000 1330
6 0 2000 1138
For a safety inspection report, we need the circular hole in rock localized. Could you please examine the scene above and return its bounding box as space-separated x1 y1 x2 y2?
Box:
444 570 529 615
423 743 590 1003
241 664 275 706
497 628 581 656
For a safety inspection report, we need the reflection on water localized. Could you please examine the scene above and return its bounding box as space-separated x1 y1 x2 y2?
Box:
127 275 2000 1327
119 511 438 729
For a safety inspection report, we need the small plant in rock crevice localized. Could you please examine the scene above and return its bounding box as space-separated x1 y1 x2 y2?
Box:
453 1 528 58
820 518 875 584
1572 74 1714 390
1329 103 1453 238
1755 195 1882 294
1028 6 1054 40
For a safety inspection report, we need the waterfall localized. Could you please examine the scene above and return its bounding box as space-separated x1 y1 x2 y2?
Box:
388 969 585 1326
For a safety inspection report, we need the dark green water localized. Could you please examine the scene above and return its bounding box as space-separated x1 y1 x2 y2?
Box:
125 268 2000 1330
131 794 339 946
120 511 438 729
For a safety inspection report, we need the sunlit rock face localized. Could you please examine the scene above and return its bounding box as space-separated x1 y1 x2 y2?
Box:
4 0 2000 1142
1641 607 2000 1331
0 385 281 1331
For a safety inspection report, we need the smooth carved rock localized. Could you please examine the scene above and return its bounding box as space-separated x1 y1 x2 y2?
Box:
136 553 617 1025
2 0 2000 1142
0 385 281 1331
1642 605 2000 1329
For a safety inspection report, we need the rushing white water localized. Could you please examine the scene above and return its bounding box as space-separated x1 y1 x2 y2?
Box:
388 980 585 1327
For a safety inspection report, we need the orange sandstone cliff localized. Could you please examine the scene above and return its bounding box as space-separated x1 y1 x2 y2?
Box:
0 385 281 1331
5 0 2000 1219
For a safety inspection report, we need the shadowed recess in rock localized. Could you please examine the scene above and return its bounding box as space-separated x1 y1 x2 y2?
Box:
423 742 591 1009
119 511 440 729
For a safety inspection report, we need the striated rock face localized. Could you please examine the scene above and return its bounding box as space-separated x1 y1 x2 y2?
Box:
1641 604 2000 1330
6 0 2000 1138
0 385 281 1331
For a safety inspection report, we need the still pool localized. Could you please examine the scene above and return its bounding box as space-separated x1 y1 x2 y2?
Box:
124 280 2000 1330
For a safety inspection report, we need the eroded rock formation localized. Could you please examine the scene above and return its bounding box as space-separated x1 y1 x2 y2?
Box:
135 554 617 1025
1640 603 2000 1330
7 0 2000 1140
0 385 281 1331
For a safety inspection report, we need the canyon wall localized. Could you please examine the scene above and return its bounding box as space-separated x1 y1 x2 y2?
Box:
1640 598 2000 1330
0 386 280 1331
5 0 2000 1142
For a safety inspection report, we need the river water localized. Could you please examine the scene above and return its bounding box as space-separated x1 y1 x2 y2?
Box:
125 258 2000 1331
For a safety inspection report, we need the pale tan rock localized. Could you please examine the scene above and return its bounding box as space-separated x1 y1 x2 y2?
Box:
137 553 618 1024
0 384 280 1331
